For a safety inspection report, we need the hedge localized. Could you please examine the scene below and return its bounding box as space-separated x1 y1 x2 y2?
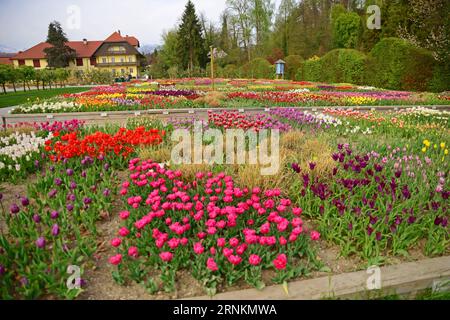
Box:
367 37 436 91
284 55 303 80
240 58 274 79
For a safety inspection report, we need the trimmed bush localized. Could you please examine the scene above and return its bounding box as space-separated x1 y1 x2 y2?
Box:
428 62 450 92
320 49 367 84
240 58 274 79
284 55 303 80
221 64 239 79
296 56 322 82
368 37 436 91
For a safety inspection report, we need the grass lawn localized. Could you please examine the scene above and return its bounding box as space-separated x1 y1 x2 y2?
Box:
0 87 92 108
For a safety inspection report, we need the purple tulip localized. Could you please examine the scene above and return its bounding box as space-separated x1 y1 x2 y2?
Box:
48 189 57 198
83 197 92 205
50 210 59 219
49 166 55 172
0 264 5 276
52 224 60 236
291 163 301 173
66 169 74 176
54 178 62 186
309 162 316 170
67 193 76 202
33 214 41 223
434 217 443 226
10 203 20 215
70 181 77 190
376 232 382 241
103 189 111 197
104 163 110 170
21 197 30 207
34 160 40 167
20 277 28 286
67 204 74 211
36 237 46 248
81 170 87 178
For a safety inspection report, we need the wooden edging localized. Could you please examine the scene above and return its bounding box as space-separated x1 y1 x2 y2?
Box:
185 256 450 300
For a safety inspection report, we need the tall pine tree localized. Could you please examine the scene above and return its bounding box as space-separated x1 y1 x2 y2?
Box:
177 1 206 75
44 21 77 68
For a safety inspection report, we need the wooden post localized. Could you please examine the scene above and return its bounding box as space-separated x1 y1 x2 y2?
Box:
210 46 215 91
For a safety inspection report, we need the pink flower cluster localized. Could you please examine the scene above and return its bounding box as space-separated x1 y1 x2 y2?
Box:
110 158 320 280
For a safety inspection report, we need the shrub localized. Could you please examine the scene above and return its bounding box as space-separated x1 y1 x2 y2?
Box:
428 62 450 92
221 64 239 79
240 58 274 79
297 56 322 82
367 37 436 91
284 55 303 80
320 49 367 84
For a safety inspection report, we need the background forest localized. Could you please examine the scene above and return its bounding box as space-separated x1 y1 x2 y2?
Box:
146 0 449 92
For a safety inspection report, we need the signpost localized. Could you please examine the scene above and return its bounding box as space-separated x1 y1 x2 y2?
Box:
208 47 227 91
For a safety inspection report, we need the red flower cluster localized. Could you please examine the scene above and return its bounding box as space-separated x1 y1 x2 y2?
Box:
45 127 165 160
208 110 267 131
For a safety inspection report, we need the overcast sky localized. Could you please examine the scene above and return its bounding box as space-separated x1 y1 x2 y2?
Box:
0 0 242 51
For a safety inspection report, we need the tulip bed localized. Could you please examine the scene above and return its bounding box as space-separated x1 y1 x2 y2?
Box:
10 79 450 114
0 103 448 300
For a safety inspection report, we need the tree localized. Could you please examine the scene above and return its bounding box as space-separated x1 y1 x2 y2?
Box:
55 68 70 87
219 13 231 53
275 0 296 56
44 21 77 68
177 1 207 75
226 0 254 62
6 66 19 93
332 6 362 49
0 65 9 94
251 0 275 48
17 66 35 91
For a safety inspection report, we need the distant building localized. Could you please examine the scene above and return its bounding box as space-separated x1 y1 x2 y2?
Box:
10 31 144 77
0 53 15 65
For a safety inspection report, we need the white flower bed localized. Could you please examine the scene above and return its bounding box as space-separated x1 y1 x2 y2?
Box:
0 132 53 172
11 101 80 114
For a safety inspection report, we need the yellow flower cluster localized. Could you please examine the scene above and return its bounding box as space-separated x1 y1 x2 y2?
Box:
344 96 377 105
422 140 448 158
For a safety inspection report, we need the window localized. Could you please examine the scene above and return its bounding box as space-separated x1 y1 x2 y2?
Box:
33 59 40 68
90 57 97 66
102 58 107 63
111 57 115 63
76 58 83 66
120 58 124 63
129 68 133 74
18 59 25 66
128 56 133 62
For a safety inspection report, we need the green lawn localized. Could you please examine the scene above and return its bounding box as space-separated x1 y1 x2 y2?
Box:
0 87 92 108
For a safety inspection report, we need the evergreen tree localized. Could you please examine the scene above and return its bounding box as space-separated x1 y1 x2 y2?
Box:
44 21 77 68
177 1 207 75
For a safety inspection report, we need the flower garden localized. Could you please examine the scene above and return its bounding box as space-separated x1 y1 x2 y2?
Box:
9 79 450 114
0 79 449 300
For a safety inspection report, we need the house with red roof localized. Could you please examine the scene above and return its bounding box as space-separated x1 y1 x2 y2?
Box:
11 31 143 77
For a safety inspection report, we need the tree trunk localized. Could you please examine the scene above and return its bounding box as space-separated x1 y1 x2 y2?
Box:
27 81 31 90
23 81 26 92
12 82 16 93
2 83 6 94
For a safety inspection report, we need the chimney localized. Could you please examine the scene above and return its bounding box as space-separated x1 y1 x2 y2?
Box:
118 30 121 35
83 38 88 45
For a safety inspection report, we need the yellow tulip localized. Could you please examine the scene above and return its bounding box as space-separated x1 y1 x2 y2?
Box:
445 149 449 155
441 142 446 149
423 140 431 147
422 147 427 153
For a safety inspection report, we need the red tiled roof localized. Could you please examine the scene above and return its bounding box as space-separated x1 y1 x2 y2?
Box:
12 32 140 60
104 32 139 47
125 36 139 47
0 57 13 65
